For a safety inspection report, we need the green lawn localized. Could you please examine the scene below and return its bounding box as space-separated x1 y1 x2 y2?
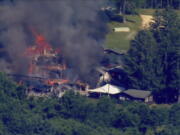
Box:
105 9 180 52
105 15 142 52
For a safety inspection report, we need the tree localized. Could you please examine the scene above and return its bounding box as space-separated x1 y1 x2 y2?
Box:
123 128 142 135
112 0 127 22
113 108 140 129
0 72 26 100
151 9 180 103
95 96 117 126
112 0 138 22
124 30 160 92
133 0 146 8
157 125 180 135
169 104 180 126
124 9 180 103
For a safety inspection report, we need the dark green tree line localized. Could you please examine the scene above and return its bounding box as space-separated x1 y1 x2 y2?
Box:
111 0 180 14
124 9 180 103
0 72 180 134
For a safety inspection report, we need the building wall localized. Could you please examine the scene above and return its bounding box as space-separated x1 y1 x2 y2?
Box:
118 93 154 103
145 96 153 103
118 93 144 102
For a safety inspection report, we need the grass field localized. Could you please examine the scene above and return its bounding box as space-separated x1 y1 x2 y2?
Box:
105 9 180 52
105 15 142 51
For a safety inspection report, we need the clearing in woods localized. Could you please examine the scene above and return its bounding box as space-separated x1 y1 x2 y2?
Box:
105 10 156 52
105 15 141 51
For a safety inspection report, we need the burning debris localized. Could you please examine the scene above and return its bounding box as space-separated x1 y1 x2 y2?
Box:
25 28 67 77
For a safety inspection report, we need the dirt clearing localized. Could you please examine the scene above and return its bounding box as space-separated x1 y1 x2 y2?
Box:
140 15 154 29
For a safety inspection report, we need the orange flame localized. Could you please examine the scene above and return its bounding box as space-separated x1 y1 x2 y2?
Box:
25 27 60 57
45 79 69 86
25 27 63 74
44 64 67 71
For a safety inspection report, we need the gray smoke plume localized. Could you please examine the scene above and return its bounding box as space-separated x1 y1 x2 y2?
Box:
0 0 108 85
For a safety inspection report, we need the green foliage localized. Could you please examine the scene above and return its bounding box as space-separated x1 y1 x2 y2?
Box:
0 72 26 100
94 96 117 126
114 109 139 128
124 30 161 92
123 127 142 135
124 9 180 103
156 125 180 135
151 9 180 103
59 91 95 121
0 73 180 135
105 14 141 51
111 0 180 10
169 104 180 126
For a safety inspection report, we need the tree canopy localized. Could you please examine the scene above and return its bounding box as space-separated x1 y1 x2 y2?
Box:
0 72 179 135
124 8 180 103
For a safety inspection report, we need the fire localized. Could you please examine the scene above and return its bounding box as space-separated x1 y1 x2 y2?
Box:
44 64 67 70
45 79 69 86
25 27 59 57
25 27 63 75
31 27 53 55
23 27 85 91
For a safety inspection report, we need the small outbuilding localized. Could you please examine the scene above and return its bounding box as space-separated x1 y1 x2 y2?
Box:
119 89 153 103
113 27 130 32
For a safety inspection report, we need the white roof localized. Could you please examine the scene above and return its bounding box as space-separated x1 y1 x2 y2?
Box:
87 84 124 95
113 27 130 32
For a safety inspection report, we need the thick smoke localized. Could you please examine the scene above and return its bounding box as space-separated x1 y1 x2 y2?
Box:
0 0 108 85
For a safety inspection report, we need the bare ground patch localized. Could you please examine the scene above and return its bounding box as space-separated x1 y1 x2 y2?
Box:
140 15 154 29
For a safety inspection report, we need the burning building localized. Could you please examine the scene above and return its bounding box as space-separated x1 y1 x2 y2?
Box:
0 0 109 96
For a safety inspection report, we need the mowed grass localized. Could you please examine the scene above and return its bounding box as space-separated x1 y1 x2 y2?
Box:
105 15 142 51
105 9 180 52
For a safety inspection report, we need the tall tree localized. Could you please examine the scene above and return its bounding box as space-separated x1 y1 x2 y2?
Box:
124 30 161 91
151 9 180 103
112 0 127 22
124 9 180 103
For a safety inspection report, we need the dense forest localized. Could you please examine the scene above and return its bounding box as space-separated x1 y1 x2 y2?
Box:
1 0 180 9
123 8 180 104
0 72 179 135
106 0 180 21
111 0 180 11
